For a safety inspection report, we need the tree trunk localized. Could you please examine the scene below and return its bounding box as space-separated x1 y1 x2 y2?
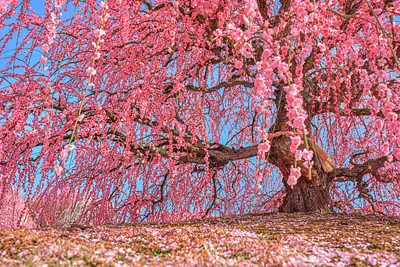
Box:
268 135 333 213
278 173 331 212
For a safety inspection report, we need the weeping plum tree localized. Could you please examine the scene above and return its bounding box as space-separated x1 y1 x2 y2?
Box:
1 0 400 225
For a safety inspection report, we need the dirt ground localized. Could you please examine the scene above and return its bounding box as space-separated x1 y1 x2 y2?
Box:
1 212 400 266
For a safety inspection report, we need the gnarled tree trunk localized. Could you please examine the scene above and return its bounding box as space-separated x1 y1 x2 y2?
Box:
269 135 333 213
279 174 331 212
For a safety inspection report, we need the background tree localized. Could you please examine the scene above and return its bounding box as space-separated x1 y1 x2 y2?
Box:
1 0 400 224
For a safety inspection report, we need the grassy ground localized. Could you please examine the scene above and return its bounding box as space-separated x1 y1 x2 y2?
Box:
1 212 400 266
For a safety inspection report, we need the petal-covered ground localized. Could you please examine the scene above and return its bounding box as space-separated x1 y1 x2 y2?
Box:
1 213 400 266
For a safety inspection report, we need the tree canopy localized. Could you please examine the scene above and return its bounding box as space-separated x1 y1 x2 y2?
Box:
1 0 400 225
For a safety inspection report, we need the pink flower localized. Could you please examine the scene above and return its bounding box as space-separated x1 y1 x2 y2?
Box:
386 112 398 121
65 144 75 152
60 149 68 160
234 59 243 69
41 43 50 53
77 114 85 122
302 149 313 161
255 77 266 91
393 1 400 13
375 119 384 131
383 142 390 154
255 105 264 113
377 83 387 93
317 43 326 52
94 51 101 60
396 162 400 169
393 148 400 161
40 56 47 64
290 136 301 153
389 122 400 135
303 160 313 169
260 130 269 140
259 140 270 153
360 69 369 80
55 165 63 176
287 166 301 186
0 0 11 13
51 12 58 24
295 150 303 161
292 116 306 129
86 67 96 76
277 62 288 73
94 28 106 38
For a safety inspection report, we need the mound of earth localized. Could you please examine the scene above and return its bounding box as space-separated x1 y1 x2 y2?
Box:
1 213 399 266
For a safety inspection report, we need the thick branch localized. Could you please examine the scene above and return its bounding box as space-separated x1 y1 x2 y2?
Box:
314 103 400 118
186 80 254 93
330 156 388 181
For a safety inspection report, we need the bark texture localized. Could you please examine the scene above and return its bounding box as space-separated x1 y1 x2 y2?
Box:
268 133 332 213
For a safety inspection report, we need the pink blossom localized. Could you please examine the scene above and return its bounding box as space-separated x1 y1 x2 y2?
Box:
295 149 313 161
396 162 400 169
394 1 400 13
65 144 75 152
303 160 313 169
77 114 85 122
0 0 11 12
255 105 264 113
377 83 387 94
94 28 106 38
383 142 390 154
55 165 63 176
287 166 301 186
100 1 108 9
41 44 50 53
259 140 270 153
393 148 400 161
389 122 400 135
60 149 68 160
255 77 266 91
317 43 326 52
50 12 58 24
40 56 47 64
386 112 398 121
86 67 96 76
302 149 313 161
94 51 101 60
292 116 306 129
360 69 369 80
375 119 384 131
244 0 256 19
234 59 243 69
92 42 100 49
295 150 303 161
290 136 301 153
